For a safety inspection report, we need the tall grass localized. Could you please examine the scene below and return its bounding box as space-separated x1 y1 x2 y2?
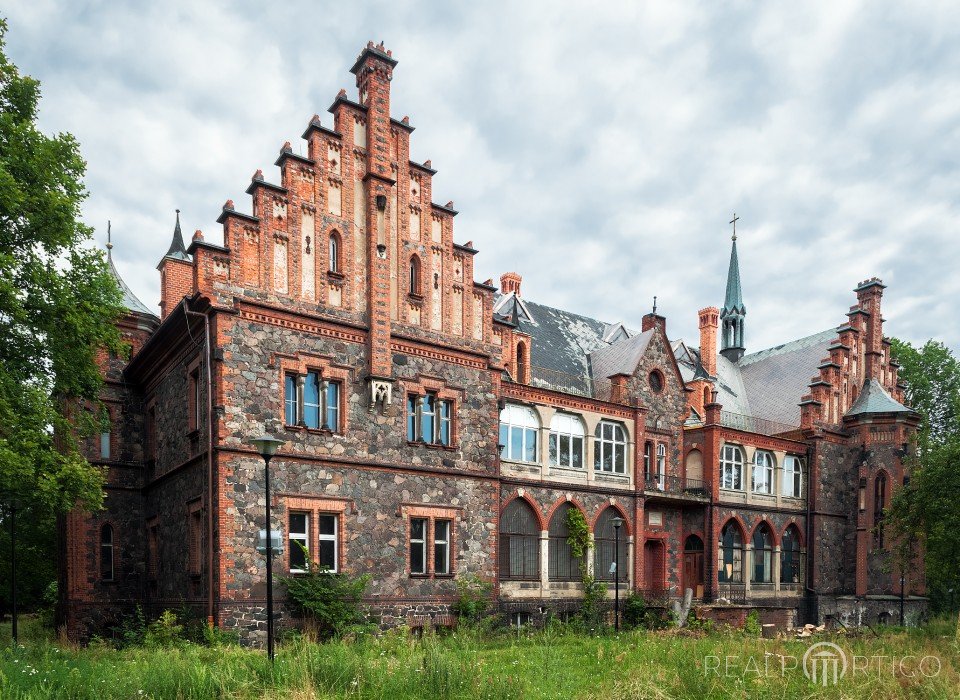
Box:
0 616 957 699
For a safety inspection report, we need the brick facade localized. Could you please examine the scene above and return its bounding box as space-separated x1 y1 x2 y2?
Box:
59 43 925 642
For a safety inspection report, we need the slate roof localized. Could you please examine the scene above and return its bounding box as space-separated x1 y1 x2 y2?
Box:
846 378 914 417
108 252 157 318
161 211 191 263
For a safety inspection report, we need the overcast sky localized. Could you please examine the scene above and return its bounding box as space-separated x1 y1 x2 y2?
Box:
7 1 960 353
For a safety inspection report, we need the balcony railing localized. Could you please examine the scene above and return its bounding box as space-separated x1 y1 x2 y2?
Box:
715 583 747 604
720 411 802 438
642 474 708 498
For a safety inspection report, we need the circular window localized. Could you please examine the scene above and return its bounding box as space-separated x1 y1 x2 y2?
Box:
649 370 664 393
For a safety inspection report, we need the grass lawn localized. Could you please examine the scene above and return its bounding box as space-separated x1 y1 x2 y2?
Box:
0 616 958 699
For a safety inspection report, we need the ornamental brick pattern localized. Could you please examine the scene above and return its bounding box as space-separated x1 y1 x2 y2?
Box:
59 43 926 642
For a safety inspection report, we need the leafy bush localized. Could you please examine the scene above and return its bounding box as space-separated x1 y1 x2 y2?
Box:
452 573 493 621
282 555 373 639
744 609 761 636
623 592 647 628
145 610 185 647
565 508 606 628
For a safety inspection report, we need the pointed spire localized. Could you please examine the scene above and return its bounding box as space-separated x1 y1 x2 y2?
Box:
162 209 190 262
722 235 745 314
720 214 746 362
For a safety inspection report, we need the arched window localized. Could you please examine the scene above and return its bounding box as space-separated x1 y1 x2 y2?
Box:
720 444 744 490
499 499 540 580
499 404 539 463
717 521 743 583
874 473 888 548
594 508 628 581
594 421 627 474
328 233 340 273
100 524 115 581
783 456 804 498
548 413 585 469
408 255 420 295
781 525 805 586
548 503 582 581
515 342 528 384
685 534 704 552
752 451 774 494
751 523 774 583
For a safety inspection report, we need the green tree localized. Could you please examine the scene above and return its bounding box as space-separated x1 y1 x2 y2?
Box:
888 338 960 613
0 18 124 612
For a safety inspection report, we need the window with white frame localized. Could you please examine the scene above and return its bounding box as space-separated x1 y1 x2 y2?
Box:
594 421 628 474
410 517 428 575
752 451 774 494
407 392 453 446
289 512 309 573
434 519 451 575
655 443 666 487
284 371 341 432
499 404 539 462
317 514 338 572
548 413 585 469
720 444 744 490
783 456 804 498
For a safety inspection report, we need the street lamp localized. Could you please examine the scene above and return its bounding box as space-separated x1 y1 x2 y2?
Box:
611 517 625 632
249 434 285 662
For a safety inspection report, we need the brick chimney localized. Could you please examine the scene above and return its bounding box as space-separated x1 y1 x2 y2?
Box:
855 278 886 380
641 312 666 335
500 272 522 296
698 307 719 377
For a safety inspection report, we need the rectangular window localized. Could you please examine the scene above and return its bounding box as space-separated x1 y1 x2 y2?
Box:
100 431 111 460
410 518 427 575
147 522 159 580
284 374 298 426
407 392 452 445
289 512 309 573
304 371 321 428
434 520 451 575
318 514 338 572
325 382 340 432
188 506 202 576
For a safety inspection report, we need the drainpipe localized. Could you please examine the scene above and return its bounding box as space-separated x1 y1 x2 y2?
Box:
183 300 215 625
804 444 815 622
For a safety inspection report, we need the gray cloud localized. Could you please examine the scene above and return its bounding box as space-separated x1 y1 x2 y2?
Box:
7 0 959 353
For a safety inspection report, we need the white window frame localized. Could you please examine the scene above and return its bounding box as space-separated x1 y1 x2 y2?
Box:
720 444 744 490
289 511 310 574
548 413 585 469
317 513 338 573
434 519 451 575
783 455 804 498
410 517 428 575
752 451 775 494
655 443 666 488
594 421 628 474
499 404 539 463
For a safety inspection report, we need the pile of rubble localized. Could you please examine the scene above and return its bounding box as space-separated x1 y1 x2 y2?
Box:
795 623 827 638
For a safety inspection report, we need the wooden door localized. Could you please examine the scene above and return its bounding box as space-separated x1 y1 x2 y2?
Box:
644 541 664 591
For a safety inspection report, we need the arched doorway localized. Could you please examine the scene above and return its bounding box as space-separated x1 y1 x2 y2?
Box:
683 534 704 598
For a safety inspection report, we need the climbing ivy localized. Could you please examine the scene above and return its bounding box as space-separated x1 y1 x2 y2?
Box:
566 508 606 627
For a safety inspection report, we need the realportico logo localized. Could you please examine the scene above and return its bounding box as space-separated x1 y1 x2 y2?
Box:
803 642 847 686
704 642 941 686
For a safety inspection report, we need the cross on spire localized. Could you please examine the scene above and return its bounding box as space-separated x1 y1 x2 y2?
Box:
729 212 739 242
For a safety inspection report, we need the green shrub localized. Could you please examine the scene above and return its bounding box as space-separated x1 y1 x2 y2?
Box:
282 553 373 639
743 609 761 636
145 609 185 647
452 573 493 621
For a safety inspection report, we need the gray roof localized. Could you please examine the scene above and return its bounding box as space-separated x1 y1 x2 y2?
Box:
108 252 157 318
846 378 914 417
737 328 838 426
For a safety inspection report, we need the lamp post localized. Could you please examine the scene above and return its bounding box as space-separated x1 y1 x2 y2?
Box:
250 434 285 662
611 517 624 632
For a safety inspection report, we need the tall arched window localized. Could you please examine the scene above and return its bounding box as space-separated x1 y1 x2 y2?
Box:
594 421 627 474
594 508 628 581
499 404 539 463
751 523 773 583
100 524 115 581
408 255 420 295
717 521 743 583
752 451 774 494
781 525 805 586
499 499 540 580
874 473 888 547
328 233 340 273
548 503 581 581
783 456 804 498
720 444 744 491
548 413 585 469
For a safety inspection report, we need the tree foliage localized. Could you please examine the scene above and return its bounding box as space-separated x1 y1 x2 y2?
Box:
0 18 124 609
888 338 960 612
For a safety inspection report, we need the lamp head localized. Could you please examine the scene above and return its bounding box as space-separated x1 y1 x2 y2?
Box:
611 516 625 531
249 434 285 458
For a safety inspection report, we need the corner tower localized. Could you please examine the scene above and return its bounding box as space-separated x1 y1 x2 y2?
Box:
720 218 745 362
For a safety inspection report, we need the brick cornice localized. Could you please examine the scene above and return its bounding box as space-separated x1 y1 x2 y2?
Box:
236 301 366 345
502 383 636 419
